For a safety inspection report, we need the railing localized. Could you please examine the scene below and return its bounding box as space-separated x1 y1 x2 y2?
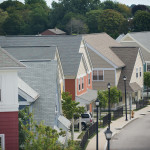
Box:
80 122 97 149
136 100 148 110
103 113 111 127
113 107 123 120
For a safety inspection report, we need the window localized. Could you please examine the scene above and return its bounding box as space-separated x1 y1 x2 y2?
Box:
0 134 5 150
81 114 89 118
139 67 142 77
82 77 84 90
136 68 138 78
78 79 81 91
93 70 104 81
147 63 150 71
88 74 90 85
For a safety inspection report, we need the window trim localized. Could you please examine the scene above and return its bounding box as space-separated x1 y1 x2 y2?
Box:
0 134 5 150
139 67 142 77
78 79 81 91
88 73 90 85
82 77 84 90
136 68 138 78
92 70 104 81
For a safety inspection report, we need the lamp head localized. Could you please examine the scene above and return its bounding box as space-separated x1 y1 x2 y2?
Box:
95 98 100 107
104 128 112 140
107 83 111 89
123 76 127 81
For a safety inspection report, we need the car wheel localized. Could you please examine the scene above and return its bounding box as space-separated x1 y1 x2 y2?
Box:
81 123 86 130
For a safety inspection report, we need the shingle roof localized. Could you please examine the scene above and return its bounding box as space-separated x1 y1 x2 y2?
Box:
111 47 141 93
18 60 58 127
76 89 97 106
3 46 56 61
120 41 150 62
0 35 82 76
48 28 66 35
83 33 125 68
0 47 25 69
129 32 150 51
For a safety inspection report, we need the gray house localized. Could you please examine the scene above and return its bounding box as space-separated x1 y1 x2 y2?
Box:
2 45 71 144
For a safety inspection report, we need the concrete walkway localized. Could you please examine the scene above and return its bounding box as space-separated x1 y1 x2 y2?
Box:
86 105 150 150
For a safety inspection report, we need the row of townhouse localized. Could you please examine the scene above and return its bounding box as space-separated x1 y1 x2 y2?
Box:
0 31 149 149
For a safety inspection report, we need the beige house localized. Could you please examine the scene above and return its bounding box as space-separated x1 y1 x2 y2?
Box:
83 33 144 108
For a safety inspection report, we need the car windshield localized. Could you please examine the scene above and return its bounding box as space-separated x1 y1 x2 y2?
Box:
81 114 90 118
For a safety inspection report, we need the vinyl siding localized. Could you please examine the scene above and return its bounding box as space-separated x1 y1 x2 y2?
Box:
77 58 87 77
88 48 113 68
116 69 122 86
130 51 143 88
92 70 115 90
122 35 134 42
79 41 92 72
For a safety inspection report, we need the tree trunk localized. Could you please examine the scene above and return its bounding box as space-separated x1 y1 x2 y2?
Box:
147 86 148 100
71 118 74 140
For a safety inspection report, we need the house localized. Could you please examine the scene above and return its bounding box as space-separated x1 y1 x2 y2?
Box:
0 35 97 114
0 47 25 150
40 28 66 35
83 33 143 107
2 45 71 144
111 47 144 104
118 31 150 72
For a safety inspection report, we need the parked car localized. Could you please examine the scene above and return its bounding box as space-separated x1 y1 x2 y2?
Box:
74 113 94 130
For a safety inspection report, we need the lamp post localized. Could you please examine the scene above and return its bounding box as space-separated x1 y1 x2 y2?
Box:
95 98 100 150
123 76 128 121
107 83 111 129
104 128 112 150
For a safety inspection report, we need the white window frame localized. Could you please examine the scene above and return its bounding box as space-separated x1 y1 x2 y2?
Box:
92 70 104 81
78 79 81 91
139 67 142 77
136 68 138 78
88 73 90 85
82 77 84 90
0 134 5 150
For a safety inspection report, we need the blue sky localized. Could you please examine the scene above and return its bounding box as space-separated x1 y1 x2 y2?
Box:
0 0 150 7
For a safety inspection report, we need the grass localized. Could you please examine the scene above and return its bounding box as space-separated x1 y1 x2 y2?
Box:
77 131 85 139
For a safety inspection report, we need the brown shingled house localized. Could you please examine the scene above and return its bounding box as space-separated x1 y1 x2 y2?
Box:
83 33 144 109
40 28 66 35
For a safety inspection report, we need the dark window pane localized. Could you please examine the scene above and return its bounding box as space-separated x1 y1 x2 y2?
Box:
147 64 150 71
93 70 97 80
98 70 103 80
81 114 89 118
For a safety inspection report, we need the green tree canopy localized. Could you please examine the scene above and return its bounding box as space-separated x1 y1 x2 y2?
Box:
98 9 128 38
132 4 150 15
62 92 84 119
133 10 150 31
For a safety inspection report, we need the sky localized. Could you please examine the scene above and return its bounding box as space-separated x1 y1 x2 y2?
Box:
0 0 150 7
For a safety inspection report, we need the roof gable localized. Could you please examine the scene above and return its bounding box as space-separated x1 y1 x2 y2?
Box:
83 33 125 68
0 47 25 69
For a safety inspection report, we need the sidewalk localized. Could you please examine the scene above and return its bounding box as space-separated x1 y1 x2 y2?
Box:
86 105 150 150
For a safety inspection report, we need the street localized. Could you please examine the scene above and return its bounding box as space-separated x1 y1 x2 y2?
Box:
110 113 150 150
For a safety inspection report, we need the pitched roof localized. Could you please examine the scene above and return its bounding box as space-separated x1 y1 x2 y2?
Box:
0 47 25 69
83 33 125 68
128 32 150 51
48 28 66 35
0 35 82 77
18 60 59 127
3 46 56 61
120 41 150 62
111 47 141 93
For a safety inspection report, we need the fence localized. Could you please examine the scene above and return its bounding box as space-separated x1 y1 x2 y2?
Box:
113 106 123 120
103 113 111 127
80 122 97 149
136 100 148 110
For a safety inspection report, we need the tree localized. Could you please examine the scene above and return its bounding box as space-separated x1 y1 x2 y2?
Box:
144 72 150 99
62 92 84 139
132 5 150 15
25 0 47 5
19 107 65 150
98 9 128 38
86 9 102 33
132 10 150 32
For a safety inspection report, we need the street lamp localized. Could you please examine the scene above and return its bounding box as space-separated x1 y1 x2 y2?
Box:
123 76 128 121
95 98 100 150
107 83 111 129
104 128 112 150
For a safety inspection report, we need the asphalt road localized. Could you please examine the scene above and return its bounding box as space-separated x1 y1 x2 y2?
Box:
110 113 150 150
